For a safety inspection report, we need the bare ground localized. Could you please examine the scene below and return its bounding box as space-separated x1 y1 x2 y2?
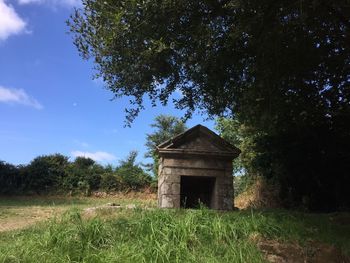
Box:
0 206 64 232
253 237 350 263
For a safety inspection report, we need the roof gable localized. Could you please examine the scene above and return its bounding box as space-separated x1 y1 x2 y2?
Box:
157 125 240 158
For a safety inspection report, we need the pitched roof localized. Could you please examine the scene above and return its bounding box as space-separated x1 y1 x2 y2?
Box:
157 124 240 158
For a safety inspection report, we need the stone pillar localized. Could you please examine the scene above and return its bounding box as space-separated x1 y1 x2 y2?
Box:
159 163 181 208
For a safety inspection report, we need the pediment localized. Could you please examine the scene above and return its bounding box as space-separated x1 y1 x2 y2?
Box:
157 125 240 157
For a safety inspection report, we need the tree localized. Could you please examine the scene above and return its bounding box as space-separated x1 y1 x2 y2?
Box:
64 157 102 194
215 117 258 175
69 1 350 210
25 154 69 193
0 161 22 194
145 115 186 177
68 1 349 122
74 156 95 169
116 151 151 190
100 172 120 192
215 117 271 197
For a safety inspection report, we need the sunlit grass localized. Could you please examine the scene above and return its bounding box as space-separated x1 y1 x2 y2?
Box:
0 207 349 263
0 195 156 233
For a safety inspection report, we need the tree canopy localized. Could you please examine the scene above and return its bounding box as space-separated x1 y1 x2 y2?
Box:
145 115 187 177
0 153 152 195
68 0 350 123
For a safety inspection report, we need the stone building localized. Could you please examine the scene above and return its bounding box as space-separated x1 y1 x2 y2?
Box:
157 124 240 210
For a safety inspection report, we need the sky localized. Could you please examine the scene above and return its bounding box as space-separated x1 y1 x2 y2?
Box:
0 0 215 166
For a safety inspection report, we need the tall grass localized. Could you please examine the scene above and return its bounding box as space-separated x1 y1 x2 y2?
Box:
0 208 349 262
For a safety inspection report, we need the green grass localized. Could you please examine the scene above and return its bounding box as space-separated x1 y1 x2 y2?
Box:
0 196 89 207
0 195 156 233
0 207 349 263
0 195 155 208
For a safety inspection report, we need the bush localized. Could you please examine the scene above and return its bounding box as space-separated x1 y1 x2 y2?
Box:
63 157 103 195
0 152 152 195
25 154 69 193
234 175 254 197
100 172 120 192
0 161 22 194
116 151 152 190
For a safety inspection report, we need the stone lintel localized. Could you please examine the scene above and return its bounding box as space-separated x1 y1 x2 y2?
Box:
158 149 238 159
162 158 231 170
163 167 226 177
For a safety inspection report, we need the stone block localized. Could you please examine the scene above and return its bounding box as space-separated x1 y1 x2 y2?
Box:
171 183 180 195
160 194 180 208
222 196 233 210
158 176 164 187
164 173 180 183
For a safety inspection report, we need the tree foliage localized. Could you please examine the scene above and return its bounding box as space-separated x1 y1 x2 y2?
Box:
63 157 103 194
0 161 24 194
215 117 258 176
117 151 152 190
145 115 187 177
68 0 350 122
216 117 265 197
25 154 69 194
0 153 152 195
216 115 350 211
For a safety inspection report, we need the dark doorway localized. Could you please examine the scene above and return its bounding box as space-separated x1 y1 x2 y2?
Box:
180 176 216 208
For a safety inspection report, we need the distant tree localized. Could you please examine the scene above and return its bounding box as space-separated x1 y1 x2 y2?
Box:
117 151 151 190
64 156 102 195
100 172 120 192
215 117 265 196
0 161 22 194
215 117 259 176
145 115 186 177
25 154 69 193
74 156 95 169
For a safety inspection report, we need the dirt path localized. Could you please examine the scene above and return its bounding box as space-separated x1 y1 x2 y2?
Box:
256 238 349 263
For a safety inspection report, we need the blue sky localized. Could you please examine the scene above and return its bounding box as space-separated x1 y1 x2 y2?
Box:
0 0 215 165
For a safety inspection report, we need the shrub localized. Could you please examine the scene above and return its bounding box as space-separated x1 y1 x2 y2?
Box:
25 154 69 193
0 161 22 194
117 151 152 190
100 172 120 192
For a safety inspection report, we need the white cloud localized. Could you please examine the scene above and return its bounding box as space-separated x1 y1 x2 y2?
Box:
0 0 26 41
0 85 43 109
18 0 81 7
71 151 117 162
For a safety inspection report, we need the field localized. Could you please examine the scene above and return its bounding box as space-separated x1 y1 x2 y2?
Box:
0 194 156 233
0 196 349 263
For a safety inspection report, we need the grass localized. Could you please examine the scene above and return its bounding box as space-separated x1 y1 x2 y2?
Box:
0 195 156 233
0 194 156 207
0 203 349 263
